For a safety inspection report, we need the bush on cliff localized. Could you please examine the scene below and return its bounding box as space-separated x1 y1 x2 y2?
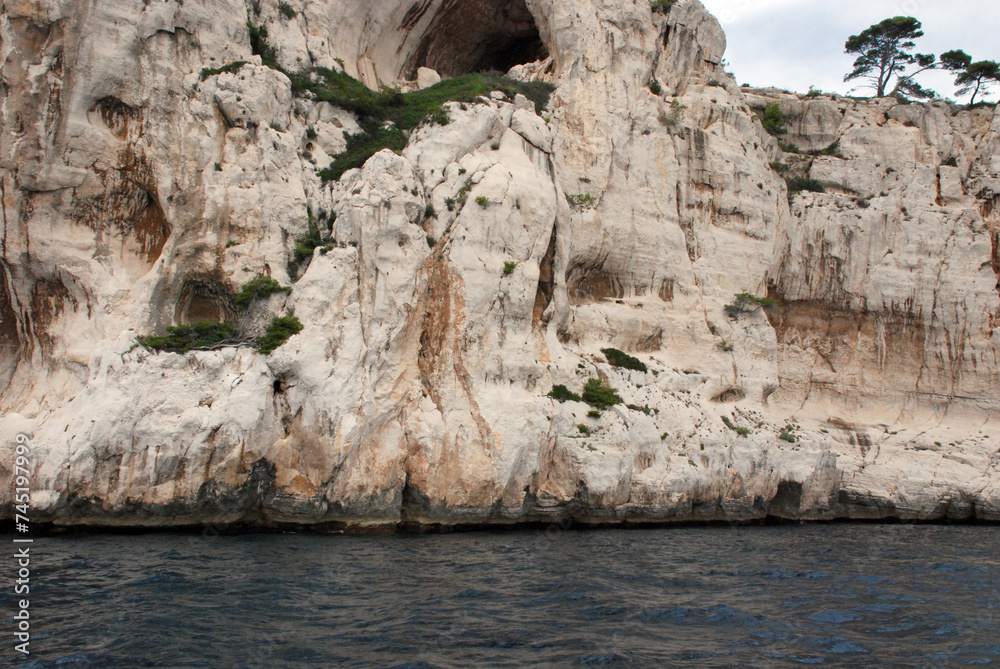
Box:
234 277 291 310
256 315 304 354
582 378 623 409
601 347 648 373
548 385 581 402
139 321 239 353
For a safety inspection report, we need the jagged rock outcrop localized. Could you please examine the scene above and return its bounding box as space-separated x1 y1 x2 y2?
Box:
1 0 997 529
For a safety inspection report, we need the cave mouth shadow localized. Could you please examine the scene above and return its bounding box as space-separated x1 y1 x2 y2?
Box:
404 0 549 78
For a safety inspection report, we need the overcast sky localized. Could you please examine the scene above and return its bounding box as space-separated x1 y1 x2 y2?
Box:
699 0 1000 101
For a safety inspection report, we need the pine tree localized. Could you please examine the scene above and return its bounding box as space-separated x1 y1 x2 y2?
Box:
844 17 937 98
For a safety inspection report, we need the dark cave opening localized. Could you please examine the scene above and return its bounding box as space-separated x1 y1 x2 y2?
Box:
404 0 549 78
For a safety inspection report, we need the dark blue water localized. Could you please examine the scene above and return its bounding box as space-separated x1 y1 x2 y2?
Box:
4 524 999 667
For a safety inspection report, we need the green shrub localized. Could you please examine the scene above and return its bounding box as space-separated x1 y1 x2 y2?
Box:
601 347 648 372
816 138 843 157
627 404 652 415
428 108 450 126
548 384 581 403
247 22 277 69
234 276 291 310
648 79 663 96
426 235 436 248
760 103 787 136
724 292 779 318
566 193 596 209
779 141 801 153
277 2 296 19
582 378 623 409
587 410 602 418
476 195 490 208
770 161 789 173
425 204 437 218
225 240 238 248
256 315 303 354
577 424 591 436
139 321 238 353
721 415 750 438
293 224 326 263
786 176 826 201
317 122 408 181
503 261 517 275
200 61 248 80
779 431 797 443
717 340 734 352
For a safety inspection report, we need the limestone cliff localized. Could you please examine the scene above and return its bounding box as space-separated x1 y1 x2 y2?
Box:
1 0 997 529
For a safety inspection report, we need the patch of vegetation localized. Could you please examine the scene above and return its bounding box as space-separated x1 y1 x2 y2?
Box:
290 69 554 182
425 204 437 218
810 138 843 157
293 222 326 263
779 431 798 443
247 21 278 69
587 410 602 419
225 240 238 248
943 155 959 167
317 122 408 182
770 161 789 173
548 384 581 403
244 26 557 182
650 0 673 14
503 261 517 275
779 141 801 153
786 176 826 201
428 108 451 126
200 61 248 80
426 235 436 248
577 424 591 436
760 103 787 136
476 195 490 208
649 79 663 96
721 415 751 438
601 347 648 373
627 404 652 415
724 292 779 318
717 340 734 352
256 315 303 354
234 276 291 310
139 321 238 353
582 378 623 409
277 2 296 19
453 178 474 208
566 193 596 209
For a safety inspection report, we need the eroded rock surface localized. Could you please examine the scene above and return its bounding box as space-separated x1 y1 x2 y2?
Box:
1 0 997 529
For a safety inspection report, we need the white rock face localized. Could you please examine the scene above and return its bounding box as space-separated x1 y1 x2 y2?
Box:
0 0 998 529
